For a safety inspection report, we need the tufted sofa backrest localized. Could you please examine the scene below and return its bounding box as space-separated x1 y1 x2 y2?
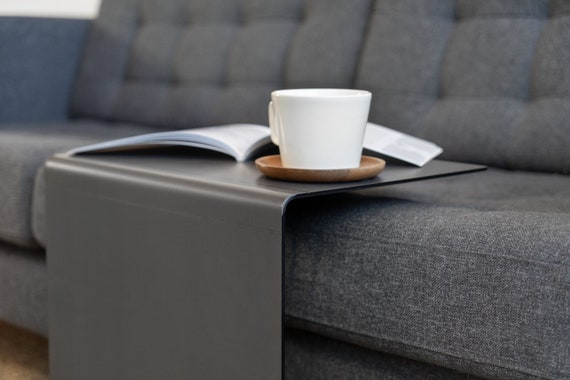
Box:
71 0 570 173
71 0 371 128
355 0 570 173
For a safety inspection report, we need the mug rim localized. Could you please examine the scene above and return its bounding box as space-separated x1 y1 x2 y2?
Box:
271 88 371 98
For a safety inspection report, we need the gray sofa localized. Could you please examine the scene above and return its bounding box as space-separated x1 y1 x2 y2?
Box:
1 0 569 379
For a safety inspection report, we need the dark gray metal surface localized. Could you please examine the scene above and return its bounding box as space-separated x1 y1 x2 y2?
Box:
46 153 485 380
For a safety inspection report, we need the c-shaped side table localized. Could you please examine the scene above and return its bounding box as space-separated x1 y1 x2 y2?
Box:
46 152 484 380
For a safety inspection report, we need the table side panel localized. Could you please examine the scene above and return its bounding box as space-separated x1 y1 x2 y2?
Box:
47 158 285 380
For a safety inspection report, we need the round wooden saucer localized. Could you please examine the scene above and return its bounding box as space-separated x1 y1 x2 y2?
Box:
255 155 385 183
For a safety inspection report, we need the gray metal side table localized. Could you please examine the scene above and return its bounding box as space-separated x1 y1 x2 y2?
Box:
46 152 484 380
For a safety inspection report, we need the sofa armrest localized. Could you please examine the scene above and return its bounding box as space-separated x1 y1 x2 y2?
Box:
0 16 90 124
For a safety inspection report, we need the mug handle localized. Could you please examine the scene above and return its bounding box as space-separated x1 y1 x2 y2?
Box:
268 101 280 146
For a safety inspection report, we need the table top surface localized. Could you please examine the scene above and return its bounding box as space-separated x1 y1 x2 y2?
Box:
52 150 486 201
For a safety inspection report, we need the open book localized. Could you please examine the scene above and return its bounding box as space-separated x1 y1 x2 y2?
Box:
362 123 443 167
69 124 272 162
70 123 443 167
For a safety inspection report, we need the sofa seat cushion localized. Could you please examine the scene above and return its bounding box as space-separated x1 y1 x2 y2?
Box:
284 168 570 380
0 121 156 248
285 327 483 380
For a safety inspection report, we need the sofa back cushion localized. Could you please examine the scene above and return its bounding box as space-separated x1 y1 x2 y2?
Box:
72 0 569 174
356 0 570 173
71 0 371 128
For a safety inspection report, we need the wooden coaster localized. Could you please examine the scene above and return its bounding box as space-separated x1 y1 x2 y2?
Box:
255 155 385 183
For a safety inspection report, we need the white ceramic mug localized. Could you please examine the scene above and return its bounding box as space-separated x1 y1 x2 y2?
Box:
268 89 371 169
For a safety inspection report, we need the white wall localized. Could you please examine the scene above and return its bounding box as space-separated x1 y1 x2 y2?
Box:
0 0 101 18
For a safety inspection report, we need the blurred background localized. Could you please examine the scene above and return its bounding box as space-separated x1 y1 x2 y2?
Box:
0 0 100 18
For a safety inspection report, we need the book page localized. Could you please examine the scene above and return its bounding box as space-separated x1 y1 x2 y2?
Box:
180 125 271 161
68 124 272 162
363 123 443 167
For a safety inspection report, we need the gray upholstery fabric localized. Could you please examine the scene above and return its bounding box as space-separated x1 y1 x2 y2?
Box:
68 0 570 173
356 0 570 173
71 0 372 128
0 17 88 123
0 121 156 247
284 169 570 380
371 168 570 213
1 1 569 379
30 168 570 378
284 327 483 380
0 242 47 336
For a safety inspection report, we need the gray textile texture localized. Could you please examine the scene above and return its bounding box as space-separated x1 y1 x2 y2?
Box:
69 0 570 173
355 0 570 173
0 121 156 247
284 169 570 380
70 0 372 128
284 327 484 380
0 1 569 379
0 17 88 123
0 242 47 336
